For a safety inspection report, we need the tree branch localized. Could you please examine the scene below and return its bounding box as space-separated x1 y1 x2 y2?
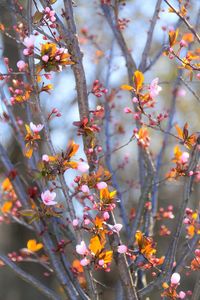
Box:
0 253 61 300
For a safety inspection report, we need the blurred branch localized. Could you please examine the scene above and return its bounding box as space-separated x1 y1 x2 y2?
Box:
139 0 162 71
163 136 200 281
164 0 200 44
180 76 200 103
104 40 130 236
0 142 83 299
151 71 182 219
138 136 200 297
0 254 61 300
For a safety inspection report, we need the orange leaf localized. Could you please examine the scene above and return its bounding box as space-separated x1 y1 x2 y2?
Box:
24 146 33 159
66 140 79 158
89 236 104 256
121 84 133 91
169 29 179 47
27 239 43 252
1 201 13 214
99 250 113 264
182 33 194 43
72 259 84 273
2 178 12 191
175 123 184 139
134 70 144 93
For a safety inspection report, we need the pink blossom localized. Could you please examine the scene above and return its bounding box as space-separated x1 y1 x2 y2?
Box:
44 7 51 13
108 223 123 233
197 73 200 80
42 55 49 62
76 241 88 255
84 218 91 225
30 122 44 133
23 35 35 48
44 73 52 80
180 39 187 48
81 185 90 193
41 190 57 206
171 272 181 285
98 259 104 266
42 154 49 162
17 60 26 71
103 211 110 220
77 161 89 173
80 258 90 266
23 49 30 56
179 291 186 299
132 97 139 103
117 245 128 254
180 152 189 164
96 182 107 190
149 78 162 98
176 88 186 97
72 219 79 227
124 107 132 113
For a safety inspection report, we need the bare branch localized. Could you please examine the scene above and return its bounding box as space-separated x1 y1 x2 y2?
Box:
0 253 61 300
164 0 200 44
139 0 162 72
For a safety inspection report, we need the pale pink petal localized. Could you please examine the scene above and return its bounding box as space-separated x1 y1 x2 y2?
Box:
98 259 104 266
42 154 49 162
72 219 79 227
117 245 128 254
77 162 89 173
103 211 110 220
17 60 26 71
171 272 181 285
96 182 107 190
179 291 186 299
80 258 90 266
23 35 35 48
76 241 88 255
81 185 90 193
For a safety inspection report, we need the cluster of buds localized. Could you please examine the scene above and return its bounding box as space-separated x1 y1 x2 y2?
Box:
23 35 35 56
147 112 168 126
73 117 101 136
47 108 62 120
157 205 175 220
8 251 24 263
43 7 56 28
162 273 187 299
117 18 130 30
40 43 73 72
91 80 108 98
101 0 111 4
9 79 32 104
53 239 69 253
183 208 199 238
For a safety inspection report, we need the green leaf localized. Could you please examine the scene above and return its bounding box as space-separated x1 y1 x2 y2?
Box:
33 11 43 24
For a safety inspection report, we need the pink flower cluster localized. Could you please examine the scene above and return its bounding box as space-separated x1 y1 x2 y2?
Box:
41 190 57 206
23 35 35 56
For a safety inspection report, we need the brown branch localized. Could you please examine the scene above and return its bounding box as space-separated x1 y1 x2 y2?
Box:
139 0 162 71
0 254 61 300
138 136 200 298
164 0 200 44
180 76 200 103
163 137 200 281
0 142 81 300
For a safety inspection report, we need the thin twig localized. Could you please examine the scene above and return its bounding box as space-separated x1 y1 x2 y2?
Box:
164 0 200 44
139 0 162 72
0 254 61 300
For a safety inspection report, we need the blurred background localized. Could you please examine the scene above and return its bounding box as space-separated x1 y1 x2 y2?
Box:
0 0 199 299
